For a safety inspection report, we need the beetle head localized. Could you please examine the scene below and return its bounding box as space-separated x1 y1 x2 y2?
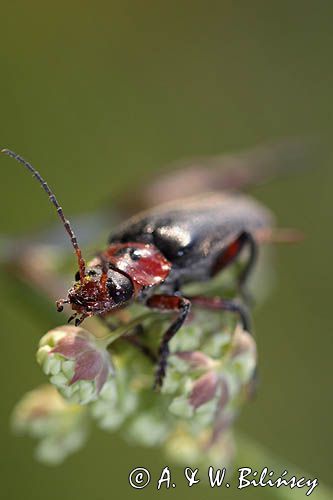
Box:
57 265 135 325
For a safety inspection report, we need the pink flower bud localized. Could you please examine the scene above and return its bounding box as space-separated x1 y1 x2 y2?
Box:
37 326 113 404
189 371 219 409
176 351 215 370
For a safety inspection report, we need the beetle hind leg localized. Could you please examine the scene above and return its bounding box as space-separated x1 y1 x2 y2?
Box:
188 294 258 400
211 230 258 302
187 295 251 333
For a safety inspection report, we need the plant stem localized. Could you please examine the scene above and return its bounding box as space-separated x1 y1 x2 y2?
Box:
96 313 155 349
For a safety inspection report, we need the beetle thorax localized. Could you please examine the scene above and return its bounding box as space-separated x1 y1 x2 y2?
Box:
60 243 172 325
101 242 172 292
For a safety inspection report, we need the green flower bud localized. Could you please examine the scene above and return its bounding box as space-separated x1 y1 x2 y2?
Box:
11 385 88 465
37 326 113 404
126 413 170 447
89 369 138 431
165 426 235 469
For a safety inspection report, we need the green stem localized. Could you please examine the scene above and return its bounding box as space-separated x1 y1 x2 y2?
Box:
96 312 155 349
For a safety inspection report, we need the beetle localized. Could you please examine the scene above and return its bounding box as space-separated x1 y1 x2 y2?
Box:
2 148 274 389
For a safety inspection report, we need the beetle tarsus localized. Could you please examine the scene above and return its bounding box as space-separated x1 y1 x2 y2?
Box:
67 314 77 324
56 298 69 312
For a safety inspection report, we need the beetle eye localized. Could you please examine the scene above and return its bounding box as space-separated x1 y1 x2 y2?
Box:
106 281 123 304
106 272 134 305
75 270 80 281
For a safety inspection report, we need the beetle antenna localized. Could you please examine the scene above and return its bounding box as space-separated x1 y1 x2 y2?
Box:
99 254 109 294
1 148 86 281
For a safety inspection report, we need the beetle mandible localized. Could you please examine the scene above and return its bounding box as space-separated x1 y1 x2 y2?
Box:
2 148 274 389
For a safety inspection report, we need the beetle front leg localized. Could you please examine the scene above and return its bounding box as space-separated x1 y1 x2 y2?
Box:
146 295 191 390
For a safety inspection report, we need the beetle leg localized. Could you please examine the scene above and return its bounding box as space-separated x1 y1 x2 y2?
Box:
237 231 258 289
122 324 157 363
211 231 258 299
146 295 191 390
187 295 251 333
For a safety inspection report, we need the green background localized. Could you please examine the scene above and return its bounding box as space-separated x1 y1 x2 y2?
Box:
0 1 332 499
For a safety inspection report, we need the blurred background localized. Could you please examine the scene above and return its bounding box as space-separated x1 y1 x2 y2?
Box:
0 1 332 499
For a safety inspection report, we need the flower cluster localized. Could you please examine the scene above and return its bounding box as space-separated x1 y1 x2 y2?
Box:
12 260 260 466
12 385 88 465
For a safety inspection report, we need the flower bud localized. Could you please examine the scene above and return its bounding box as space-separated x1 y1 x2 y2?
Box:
176 351 215 370
126 413 170 447
89 374 138 431
229 325 257 384
11 385 88 465
37 326 113 404
189 371 219 409
167 350 223 421
165 426 235 469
